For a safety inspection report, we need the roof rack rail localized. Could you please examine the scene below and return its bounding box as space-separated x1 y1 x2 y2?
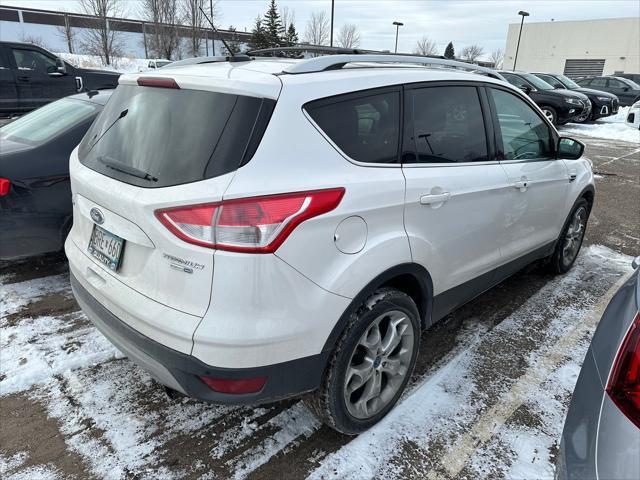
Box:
280 53 504 80
164 55 252 68
247 45 383 57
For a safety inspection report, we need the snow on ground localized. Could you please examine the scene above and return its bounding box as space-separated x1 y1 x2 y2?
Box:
0 245 633 479
307 245 633 480
560 106 640 144
56 53 148 74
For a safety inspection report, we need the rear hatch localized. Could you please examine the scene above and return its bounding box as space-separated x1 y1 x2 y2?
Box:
69 72 278 317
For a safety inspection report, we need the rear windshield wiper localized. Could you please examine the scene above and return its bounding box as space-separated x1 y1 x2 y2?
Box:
98 155 158 182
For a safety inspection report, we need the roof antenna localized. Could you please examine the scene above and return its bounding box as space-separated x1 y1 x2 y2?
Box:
199 6 249 62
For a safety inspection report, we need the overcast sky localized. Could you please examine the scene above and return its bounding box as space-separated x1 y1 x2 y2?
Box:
3 0 639 56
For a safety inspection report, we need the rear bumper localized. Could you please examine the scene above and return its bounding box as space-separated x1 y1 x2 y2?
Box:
71 271 329 404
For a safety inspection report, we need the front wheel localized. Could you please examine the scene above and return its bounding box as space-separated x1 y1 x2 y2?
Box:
548 198 590 274
541 106 558 125
304 288 420 435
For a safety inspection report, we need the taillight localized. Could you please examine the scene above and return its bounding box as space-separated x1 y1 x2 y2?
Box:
606 311 640 428
155 188 345 253
0 178 9 196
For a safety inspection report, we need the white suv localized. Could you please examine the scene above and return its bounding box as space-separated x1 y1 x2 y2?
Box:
66 54 594 434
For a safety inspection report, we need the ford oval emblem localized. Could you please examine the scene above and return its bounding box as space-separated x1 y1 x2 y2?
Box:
90 207 104 225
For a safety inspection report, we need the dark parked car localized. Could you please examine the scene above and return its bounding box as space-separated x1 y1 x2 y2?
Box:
0 89 112 260
498 71 591 125
532 72 619 122
0 41 120 116
576 76 640 107
557 257 640 480
616 73 640 85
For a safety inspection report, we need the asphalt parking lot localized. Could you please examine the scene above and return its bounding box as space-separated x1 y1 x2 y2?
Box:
1 133 639 479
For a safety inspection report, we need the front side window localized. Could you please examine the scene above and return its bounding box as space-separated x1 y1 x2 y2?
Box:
12 48 57 74
306 90 400 164
408 86 488 164
0 98 99 145
536 74 564 88
502 73 529 89
489 88 553 161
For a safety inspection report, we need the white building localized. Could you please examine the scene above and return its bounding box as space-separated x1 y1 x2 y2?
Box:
503 17 639 77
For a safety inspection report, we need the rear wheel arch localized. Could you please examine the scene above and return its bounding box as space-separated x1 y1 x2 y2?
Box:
321 263 434 356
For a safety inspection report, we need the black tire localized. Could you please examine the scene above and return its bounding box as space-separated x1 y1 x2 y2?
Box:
304 288 421 435
548 198 590 274
541 106 558 125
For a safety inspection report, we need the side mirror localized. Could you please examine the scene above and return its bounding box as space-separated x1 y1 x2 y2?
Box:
519 85 532 94
557 137 585 160
623 86 630 92
51 58 67 75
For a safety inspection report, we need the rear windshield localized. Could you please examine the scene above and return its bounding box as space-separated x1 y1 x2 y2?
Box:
1 98 99 145
79 85 274 188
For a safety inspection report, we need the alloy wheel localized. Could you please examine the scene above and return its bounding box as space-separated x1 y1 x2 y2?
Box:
543 109 555 123
562 206 587 266
343 310 415 419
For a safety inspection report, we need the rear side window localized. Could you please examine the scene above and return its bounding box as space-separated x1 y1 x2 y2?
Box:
306 90 400 164
590 78 607 87
407 86 488 164
79 85 274 188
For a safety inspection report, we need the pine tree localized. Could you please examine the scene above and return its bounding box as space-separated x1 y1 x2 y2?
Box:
262 0 283 48
248 16 267 51
285 22 298 47
222 26 243 56
444 42 455 59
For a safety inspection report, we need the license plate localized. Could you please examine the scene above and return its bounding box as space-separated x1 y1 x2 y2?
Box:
88 224 125 271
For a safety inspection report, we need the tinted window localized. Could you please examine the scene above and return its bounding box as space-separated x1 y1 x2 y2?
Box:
79 85 274 188
608 78 627 89
1 98 99 145
12 48 57 74
408 86 488 164
502 73 528 89
306 90 400 164
590 78 607 87
489 88 553 160
536 74 564 88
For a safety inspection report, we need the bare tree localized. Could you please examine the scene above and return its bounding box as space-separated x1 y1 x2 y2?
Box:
182 0 209 57
490 47 504 69
336 23 360 48
141 0 181 60
414 36 437 56
19 34 50 49
79 0 124 65
55 12 76 53
459 44 485 62
279 6 295 34
304 11 329 46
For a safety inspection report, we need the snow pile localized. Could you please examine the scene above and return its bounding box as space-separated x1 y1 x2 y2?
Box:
56 53 148 74
560 106 639 144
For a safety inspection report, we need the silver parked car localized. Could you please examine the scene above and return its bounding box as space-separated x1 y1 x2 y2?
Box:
557 258 640 479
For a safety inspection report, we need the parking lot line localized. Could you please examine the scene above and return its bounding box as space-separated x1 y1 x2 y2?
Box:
428 268 635 480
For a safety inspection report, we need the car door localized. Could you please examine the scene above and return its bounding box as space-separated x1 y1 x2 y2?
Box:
10 46 76 110
607 78 635 105
486 85 569 265
0 45 18 114
402 83 512 316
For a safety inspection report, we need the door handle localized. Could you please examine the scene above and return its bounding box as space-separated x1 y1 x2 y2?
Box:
420 192 451 205
513 179 528 192
17 76 30 82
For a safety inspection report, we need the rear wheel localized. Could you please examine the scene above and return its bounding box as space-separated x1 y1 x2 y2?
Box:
304 288 420 435
541 106 558 125
548 198 590 274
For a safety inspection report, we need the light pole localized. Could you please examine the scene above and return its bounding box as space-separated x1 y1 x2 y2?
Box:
393 21 403 54
513 10 529 71
330 0 335 47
